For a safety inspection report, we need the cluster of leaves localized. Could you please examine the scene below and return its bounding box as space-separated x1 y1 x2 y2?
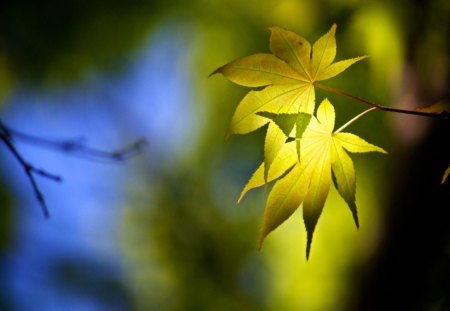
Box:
212 24 387 259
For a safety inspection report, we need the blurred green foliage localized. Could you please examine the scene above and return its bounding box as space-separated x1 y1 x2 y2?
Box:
0 0 163 86
122 169 267 311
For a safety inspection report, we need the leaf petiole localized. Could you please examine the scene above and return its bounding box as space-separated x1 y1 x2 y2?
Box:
334 107 377 133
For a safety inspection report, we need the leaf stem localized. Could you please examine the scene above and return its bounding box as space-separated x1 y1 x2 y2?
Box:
334 107 377 133
315 83 449 120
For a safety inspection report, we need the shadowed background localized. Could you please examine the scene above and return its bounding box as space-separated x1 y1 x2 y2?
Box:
0 0 449 310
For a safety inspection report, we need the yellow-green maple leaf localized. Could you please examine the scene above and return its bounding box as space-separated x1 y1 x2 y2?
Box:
239 99 386 259
212 24 366 181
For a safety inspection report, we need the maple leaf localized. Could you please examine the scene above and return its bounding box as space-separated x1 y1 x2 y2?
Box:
239 99 387 259
211 24 366 182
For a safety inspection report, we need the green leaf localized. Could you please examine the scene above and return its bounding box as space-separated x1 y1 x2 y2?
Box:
302 140 331 259
238 141 297 203
214 24 366 139
257 111 312 138
333 132 387 154
213 25 380 259
316 56 367 81
299 108 332 259
258 111 312 169
256 99 387 258
294 113 312 160
316 98 335 132
295 114 312 138
257 112 298 137
258 145 319 249
227 84 313 135
311 24 337 80
269 26 312 81
331 139 358 228
211 53 304 87
264 122 288 182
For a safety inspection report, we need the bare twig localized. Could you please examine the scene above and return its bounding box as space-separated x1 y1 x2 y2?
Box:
0 120 148 218
0 123 148 162
0 129 54 218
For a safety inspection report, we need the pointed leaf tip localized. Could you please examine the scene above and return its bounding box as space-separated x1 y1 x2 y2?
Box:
316 56 367 81
305 230 313 260
257 236 264 250
311 23 337 80
208 67 221 78
317 98 335 131
351 202 360 229
330 140 361 229
334 132 387 154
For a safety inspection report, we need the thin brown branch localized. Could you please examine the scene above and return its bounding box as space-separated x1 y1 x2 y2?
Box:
315 83 449 120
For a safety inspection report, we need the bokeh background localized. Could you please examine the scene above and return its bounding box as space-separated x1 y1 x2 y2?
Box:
0 0 449 310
